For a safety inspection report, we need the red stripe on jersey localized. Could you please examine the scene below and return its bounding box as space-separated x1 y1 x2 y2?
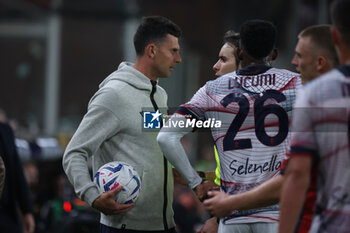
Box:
295 164 318 233
207 91 223 106
312 118 348 126
206 108 238 114
278 76 300 92
290 141 317 149
245 215 280 222
280 159 288 173
220 179 261 186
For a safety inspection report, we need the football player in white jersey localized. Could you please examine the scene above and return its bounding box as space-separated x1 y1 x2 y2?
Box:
203 24 339 233
279 0 350 232
158 20 301 233
199 29 278 233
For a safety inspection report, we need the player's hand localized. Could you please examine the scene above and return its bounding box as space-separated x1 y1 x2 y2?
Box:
203 191 231 218
92 186 134 215
193 181 219 202
173 168 188 185
196 217 218 233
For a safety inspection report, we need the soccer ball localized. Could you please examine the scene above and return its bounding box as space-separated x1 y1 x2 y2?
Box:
94 161 141 204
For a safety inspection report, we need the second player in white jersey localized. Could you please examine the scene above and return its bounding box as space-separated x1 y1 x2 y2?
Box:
158 20 301 232
286 66 350 233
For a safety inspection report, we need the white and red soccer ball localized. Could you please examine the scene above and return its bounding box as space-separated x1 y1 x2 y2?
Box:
94 161 141 204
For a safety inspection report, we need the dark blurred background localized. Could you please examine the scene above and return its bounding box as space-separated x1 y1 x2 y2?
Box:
0 0 334 232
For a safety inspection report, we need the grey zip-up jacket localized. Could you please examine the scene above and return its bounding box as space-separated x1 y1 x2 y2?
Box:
62 62 175 231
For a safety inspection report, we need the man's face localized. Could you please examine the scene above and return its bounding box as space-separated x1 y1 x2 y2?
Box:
213 43 237 77
153 34 182 78
291 36 319 83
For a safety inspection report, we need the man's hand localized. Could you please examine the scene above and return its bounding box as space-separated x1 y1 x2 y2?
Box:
203 191 231 218
197 217 218 233
193 181 219 202
22 213 35 233
92 186 134 215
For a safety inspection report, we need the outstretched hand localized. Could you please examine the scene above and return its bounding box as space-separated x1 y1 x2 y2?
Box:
203 191 231 218
92 186 134 215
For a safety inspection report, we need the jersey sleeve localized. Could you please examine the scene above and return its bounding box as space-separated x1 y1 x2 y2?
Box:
157 113 202 189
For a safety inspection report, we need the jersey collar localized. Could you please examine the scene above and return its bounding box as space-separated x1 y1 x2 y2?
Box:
236 65 272 76
337 65 350 77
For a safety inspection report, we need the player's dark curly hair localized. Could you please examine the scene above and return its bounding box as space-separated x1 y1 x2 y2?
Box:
239 19 276 60
134 16 182 56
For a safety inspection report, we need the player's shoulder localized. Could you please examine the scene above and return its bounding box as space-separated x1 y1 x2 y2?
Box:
269 67 301 89
210 71 236 83
200 71 234 90
269 67 299 78
303 67 347 103
305 67 343 91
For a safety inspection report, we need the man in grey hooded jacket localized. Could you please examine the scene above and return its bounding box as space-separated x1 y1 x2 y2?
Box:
62 16 182 232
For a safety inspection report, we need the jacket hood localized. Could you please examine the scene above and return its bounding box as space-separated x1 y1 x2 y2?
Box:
99 62 155 91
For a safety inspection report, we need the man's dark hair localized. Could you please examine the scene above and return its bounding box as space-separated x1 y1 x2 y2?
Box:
223 30 240 48
331 0 350 47
239 19 277 59
223 30 240 67
299 25 339 67
134 16 182 56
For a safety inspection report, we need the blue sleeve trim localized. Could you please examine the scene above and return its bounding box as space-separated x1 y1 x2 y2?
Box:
289 146 319 170
176 107 200 121
289 146 318 157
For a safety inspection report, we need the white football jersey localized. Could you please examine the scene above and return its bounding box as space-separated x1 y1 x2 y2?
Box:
177 65 301 224
289 65 350 233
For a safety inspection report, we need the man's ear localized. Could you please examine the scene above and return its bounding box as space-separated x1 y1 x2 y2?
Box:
236 47 243 60
331 27 341 46
316 55 327 72
271 48 278 61
145 43 157 58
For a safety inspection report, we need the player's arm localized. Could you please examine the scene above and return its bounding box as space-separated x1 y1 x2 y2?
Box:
279 154 311 233
157 113 202 189
63 105 119 205
157 113 218 201
204 175 283 217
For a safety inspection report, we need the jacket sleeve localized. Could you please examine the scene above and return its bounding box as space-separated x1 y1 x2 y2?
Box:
62 100 121 206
